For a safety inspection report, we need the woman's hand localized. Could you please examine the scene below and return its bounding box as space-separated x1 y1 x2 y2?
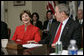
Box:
27 40 38 44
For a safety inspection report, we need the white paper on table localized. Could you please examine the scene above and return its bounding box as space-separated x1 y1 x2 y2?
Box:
62 50 68 55
78 50 83 55
22 44 43 48
49 50 83 55
49 50 68 55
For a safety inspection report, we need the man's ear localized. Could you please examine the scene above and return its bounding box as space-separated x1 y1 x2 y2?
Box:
61 12 65 16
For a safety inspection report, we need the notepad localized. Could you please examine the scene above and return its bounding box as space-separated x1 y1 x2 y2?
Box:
22 44 43 48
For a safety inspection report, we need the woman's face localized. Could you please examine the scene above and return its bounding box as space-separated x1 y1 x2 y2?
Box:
22 13 31 24
33 14 37 21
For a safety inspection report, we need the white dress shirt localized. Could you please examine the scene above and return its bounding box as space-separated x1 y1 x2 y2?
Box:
57 17 69 42
79 19 83 24
47 19 53 31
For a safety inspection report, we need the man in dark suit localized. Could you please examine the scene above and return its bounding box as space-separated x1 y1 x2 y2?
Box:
42 10 57 40
75 9 83 48
75 9 83 30
76 9 83 25
39 4 82 50
43 10 57 31
1 21 9 55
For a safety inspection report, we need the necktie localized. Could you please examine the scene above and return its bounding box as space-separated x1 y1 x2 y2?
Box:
53 23 63 44
49 21 51 31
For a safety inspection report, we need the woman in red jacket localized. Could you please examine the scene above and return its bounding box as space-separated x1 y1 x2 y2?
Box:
11 10 41 44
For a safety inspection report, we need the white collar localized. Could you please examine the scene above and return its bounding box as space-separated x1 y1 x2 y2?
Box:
62 17 69 25
49 19 53 23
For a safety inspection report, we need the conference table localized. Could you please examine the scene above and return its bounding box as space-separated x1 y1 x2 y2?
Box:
1 40 83 55
1 40 55 55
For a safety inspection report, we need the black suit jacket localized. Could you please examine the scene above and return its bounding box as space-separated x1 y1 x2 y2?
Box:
75 18 83 28
43 19 57 29
1 21 9 39
31 20 43 30
39 18 82 50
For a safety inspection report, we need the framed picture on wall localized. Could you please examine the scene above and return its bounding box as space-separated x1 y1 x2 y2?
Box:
14 1 25 6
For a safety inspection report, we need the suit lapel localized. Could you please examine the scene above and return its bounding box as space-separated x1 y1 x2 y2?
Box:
60 18 72 41
50 18 73 44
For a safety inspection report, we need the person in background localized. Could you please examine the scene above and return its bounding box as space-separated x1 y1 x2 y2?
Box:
81 24 83 48
39 3 82 50
31 12 43 30
43 10 57 31
1 21 9 55
11 10 41 44
42 10 57 40
76 9 83 48
76 9 83 26
1 21 9 39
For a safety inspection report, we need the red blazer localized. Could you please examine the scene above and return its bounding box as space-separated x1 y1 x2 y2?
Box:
11 24 41 44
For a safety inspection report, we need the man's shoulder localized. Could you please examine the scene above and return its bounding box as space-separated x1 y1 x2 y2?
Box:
52 19 56 21
44 20 48 24
51 21 60 29
44 20 48 22
68 18 81 27
52 21 60 25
